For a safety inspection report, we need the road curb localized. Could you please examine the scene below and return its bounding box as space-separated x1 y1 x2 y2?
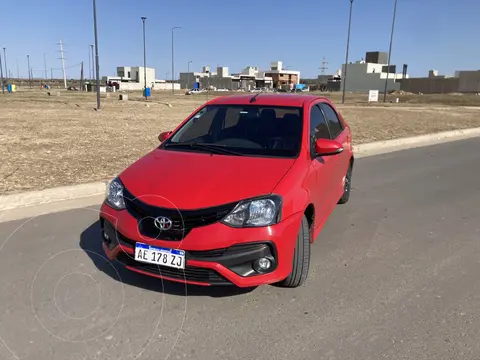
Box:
353 127 480 158
0 181 110 212
1 127 480 216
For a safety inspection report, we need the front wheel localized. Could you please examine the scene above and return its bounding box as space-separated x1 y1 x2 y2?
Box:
277 215 311 288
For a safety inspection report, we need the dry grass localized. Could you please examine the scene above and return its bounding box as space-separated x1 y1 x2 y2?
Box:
1 89 480 195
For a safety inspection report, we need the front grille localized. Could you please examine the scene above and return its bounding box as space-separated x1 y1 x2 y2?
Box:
187 248 227 258
103 218 274 263
123 188 237 241
117 253 231 285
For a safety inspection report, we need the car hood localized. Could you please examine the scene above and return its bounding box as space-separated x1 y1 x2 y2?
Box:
119 148 295 209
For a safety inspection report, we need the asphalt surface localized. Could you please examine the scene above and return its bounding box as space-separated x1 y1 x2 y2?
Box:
1 138 480 360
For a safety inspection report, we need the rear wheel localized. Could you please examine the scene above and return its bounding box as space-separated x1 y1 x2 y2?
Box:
338 162 353 204
278 215 311 288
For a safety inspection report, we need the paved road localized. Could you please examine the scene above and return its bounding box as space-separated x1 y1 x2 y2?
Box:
1 138 480 360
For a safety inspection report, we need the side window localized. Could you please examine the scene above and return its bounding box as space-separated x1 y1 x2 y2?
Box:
309 105 330 154
223 107 241 129
173 107 217 142
320 103 343 139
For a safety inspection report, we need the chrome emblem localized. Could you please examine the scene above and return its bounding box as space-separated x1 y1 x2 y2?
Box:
154 216 173 230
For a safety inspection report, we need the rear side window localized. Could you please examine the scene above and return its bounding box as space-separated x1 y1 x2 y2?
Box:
319 103 343 139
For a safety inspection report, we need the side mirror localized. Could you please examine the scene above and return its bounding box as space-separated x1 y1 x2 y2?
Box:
314 138 343 156
158 131 172 142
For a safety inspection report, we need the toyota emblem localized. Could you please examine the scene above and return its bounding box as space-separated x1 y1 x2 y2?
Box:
154 216 173 230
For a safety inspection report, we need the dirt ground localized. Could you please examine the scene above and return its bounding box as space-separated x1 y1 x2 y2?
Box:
1 89 480 195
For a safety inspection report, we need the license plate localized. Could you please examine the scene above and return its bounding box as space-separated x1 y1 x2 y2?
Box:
134 243 186 269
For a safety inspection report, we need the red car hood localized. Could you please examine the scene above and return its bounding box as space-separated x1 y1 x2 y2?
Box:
119 148 295 209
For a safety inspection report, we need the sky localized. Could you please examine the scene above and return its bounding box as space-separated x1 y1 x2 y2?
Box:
1 0 479 80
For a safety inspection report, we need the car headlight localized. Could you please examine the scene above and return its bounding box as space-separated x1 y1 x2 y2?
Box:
106 177 126 210
222 195 282 227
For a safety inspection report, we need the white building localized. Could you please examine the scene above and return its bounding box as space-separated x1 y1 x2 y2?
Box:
103 66 180 91
179 61 301 90
264 61 301 89
341 52 408 93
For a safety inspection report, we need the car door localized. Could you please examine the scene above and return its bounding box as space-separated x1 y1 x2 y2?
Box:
319 102 350 194
308 103 338 226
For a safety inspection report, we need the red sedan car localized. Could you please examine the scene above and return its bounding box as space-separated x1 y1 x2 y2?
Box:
100 93 353 288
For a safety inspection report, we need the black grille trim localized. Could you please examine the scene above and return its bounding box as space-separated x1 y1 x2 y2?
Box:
116 253 231 285
122 187 238 241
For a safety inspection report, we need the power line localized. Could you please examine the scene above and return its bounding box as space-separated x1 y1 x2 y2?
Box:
48 62 82 71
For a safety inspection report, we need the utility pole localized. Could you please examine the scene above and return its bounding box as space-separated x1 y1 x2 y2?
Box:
141 17 147 99
0 53 4 93
342 0 354 104
92 0 101 110
27 54 32 88
88 46 91 80
320 57 329 75
2 48 7 83
51 68 53 81
58 40 67 88
16 58 19 79
171 26 181 94
383 0 398 103
44 53 47 80
90 45 94 80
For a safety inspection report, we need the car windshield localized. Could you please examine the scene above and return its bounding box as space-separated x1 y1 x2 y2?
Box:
162 104 303 158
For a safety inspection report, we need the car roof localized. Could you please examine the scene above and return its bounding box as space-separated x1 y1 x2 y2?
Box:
206 93 330 107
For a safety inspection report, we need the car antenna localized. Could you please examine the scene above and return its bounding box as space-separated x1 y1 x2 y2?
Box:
249 88 264 103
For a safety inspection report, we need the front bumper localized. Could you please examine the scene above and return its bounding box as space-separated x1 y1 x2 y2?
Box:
100 202 303 288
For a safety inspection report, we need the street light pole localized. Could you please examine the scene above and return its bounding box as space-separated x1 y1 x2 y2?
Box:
88 46 91 80
44 53 47 80
92 0 101 110
187 60 192 89
27 54 31 88
141 17 147 100
90 45 94 80
341 0 354 104
2 48 7 83
171 26 181 94
383 0 398 103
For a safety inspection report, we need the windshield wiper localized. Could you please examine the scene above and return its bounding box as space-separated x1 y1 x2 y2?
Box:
164 142 244 156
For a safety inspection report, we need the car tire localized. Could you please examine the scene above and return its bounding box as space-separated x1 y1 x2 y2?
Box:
278 215 311 288
338 162 353 204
